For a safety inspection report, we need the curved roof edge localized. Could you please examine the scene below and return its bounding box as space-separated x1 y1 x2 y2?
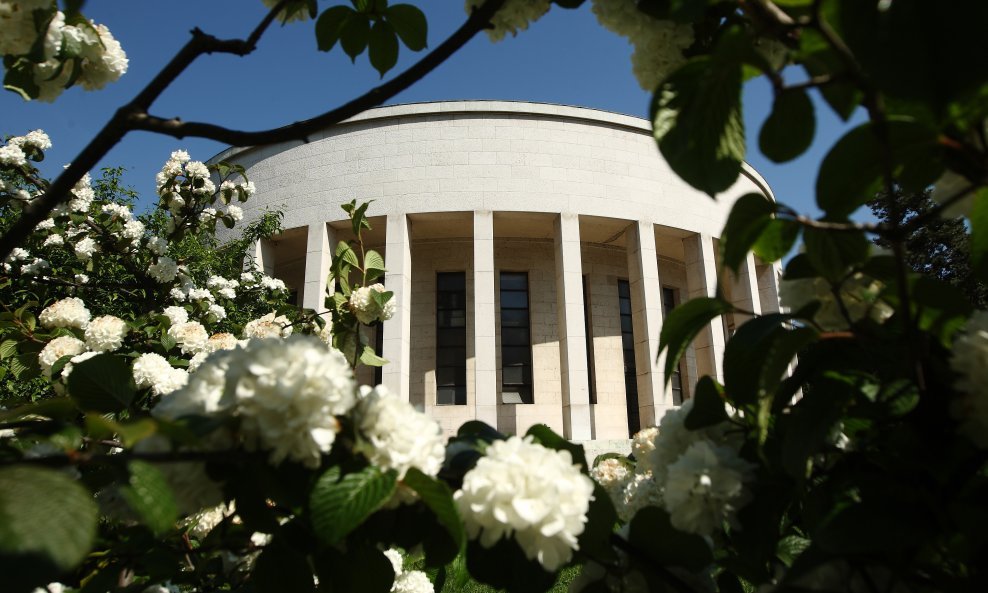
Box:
210 100 774 201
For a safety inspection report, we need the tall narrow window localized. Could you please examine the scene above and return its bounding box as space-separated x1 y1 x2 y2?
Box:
618 279 639 436
436 272 467 405
583 275 596 404
500 272 533 404
662 287 685 404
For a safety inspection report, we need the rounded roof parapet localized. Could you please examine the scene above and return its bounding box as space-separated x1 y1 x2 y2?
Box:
209 100 773 201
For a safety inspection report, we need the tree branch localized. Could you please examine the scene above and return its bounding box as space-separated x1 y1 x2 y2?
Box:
127 0 507 145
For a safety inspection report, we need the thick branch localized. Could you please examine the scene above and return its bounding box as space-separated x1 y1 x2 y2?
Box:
127 0 507 146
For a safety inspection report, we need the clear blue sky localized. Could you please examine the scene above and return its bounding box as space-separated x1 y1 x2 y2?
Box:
0 1 867 219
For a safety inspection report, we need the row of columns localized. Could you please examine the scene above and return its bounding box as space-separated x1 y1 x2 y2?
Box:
295 213 767 440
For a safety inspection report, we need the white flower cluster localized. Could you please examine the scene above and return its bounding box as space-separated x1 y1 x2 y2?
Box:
590 440 662 523
132 353 189 397
84 315 128 352
0 130 51 167
350 283 396 324
168 321 209 355
465 0 551 41
641 400 755 535
592 0 694 91
262 0 313 22
39 296 90 329
0 4 129 102
38 335 86 377
454 435 595 571
153 336 356 468
207 275 238 300
383 549 434 593
154 149 252 235
242 311 293 339
780 273 893 331
949 311 988 449
353 385 445 481
2 244 47 275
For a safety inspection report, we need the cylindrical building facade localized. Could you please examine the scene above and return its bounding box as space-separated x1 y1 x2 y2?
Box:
214 101 780 443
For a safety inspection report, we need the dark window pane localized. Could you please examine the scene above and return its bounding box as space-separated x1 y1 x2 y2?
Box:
437 328 466 347
437 386 457 405
437 366 457 386
438 310 466 328
500 273 528 290
437 347 465 366
503 365 534 386
500 308 529 328
502 327 530 346
454 385 467 405
620 315 633 333
502 346 530 366
619 298 632 315
617 280 630 298
622 333 635 351
437 272 466 291
500 291 528 309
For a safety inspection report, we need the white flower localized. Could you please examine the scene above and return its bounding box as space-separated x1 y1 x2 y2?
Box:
260 275 286 292
149 256 179 283
353 385 445 480
189 287 214 302
132 353 188 396
185 161 209 179
663 440 755 536
631 426 658 475
147 236 168 255
101 203 132 221
69 173 95 213
0 144 27 167
170 150 191 164
74 236 97 261
207 332 239 353
240 181 256 197
77 22 128 90
780 273 893 331
34 218 55 231
39 297 91 330
454 435 594 571
226 205 244 221
207 304 227 322
590 457 632 513
169 321 209 355
240 272 256 284
0 0 50 56
350 284 395 324
6 247 29 262
950 311 988 448
84 315 128 352
10 129 52 152
122 219 145 241
644 398 736 484
38 336 87 378
43 234 64 247
153 335 357 468
262 0 314 22
21 257 47 275
162 306 189 326
465 0 552 41
75 273 89 284
393 571 434 593
242 312 293 339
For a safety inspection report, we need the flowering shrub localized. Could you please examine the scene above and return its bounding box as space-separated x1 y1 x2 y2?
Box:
2 2 988 593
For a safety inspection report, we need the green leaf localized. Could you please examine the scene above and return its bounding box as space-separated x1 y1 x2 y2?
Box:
254 540 315 593
0 466 98 588
337 241 360 268
628 506 712 571
403 468 464 562
753 218 800 263
313 544 394 593
466 538 556 593
316 5 354 52
67 354 136 413
368 20 398 77
683 376 727 429
802 226 870 281
720 193 776 273
525 423 588 472
659 297 734 384
359 344 388 366
0 339 17 360
651 56 745 197
364 249 386 274
968 188 988 280
816 119 943 218
340 13 371 62
121 461 179 535
578 481 619 564
387 4 427 51
310 465 396 544
760 88 815 163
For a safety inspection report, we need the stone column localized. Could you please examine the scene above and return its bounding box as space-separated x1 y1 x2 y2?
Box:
756 260 783 314
626 221 669 427
302 222 334 314
251 239 276 276
473 211 498 426
684 233 726 382
729 252 763 324
382 214 412 401
554 213 592 440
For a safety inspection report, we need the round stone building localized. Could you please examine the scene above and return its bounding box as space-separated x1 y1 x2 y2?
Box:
213 101 780 446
